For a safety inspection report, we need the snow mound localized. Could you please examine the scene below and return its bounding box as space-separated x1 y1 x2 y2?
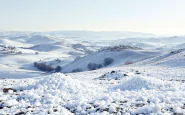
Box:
12 73 104 114
114 76 170 91
24 73 90 94
95 70 134 80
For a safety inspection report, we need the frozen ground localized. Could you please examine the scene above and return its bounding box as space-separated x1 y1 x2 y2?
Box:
1 66 185 114
1 31 185 114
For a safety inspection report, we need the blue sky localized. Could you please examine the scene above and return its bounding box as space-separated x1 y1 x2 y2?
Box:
0 0 185 35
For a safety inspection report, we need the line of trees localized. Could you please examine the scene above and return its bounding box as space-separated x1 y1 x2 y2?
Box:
87 57 114 71
34 62 62 72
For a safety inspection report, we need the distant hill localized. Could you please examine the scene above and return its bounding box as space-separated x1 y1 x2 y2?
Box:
62 46 161 72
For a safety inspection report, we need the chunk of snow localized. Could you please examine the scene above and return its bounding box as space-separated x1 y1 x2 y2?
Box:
4 99 18 107
114 76 171 91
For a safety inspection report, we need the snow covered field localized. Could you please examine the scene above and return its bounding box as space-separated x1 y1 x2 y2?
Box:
1 66 185 114
0 31 185 114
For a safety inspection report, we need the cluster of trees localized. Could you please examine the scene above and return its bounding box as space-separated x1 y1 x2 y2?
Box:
72 68 82 73
170 49 183 54
87 57 114 71
35 52 39 55
2 46 22 54
34 62 62 72
6 46 16 50
55 66 62 72
55 58 61 62
99 45 142 52
103 58 114 66
87 63 102 70
34 62 54 72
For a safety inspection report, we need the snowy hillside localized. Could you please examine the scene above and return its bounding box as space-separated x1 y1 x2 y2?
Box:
62 46 162 73
135 48 185 67
112 36 185 50
173 43 185 49
1 66 185 114
1 31 185 114
0 34 102 71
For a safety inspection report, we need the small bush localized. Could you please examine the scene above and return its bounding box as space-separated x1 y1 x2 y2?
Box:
55 66 62 72
55 58 61 62
96 64 103 69
8 46 16 50
87 63 103 70
17 51 22 54
74 56 81 61
72 68 82 73
170 51 175 54
103 58 114 66
34 62 38 67
87 63 95 70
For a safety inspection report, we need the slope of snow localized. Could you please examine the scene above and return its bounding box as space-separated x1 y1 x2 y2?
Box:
62 49 161 72
135 48 185 67
112 40 157 49
33 31 156 41
1 66 185 114
123 36 185 44
30 44 61 52
173 42 185 49
0 38 31 47
1 31 185 114
0 51 69 68
0 34 102 72
0 64 44 79
25 35 59 45
112 36 185 50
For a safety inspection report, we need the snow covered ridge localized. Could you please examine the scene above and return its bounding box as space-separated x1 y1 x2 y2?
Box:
62 48 161 73
0 34 103 72
1 71 185 114
135 48 185 67
99 45 142 52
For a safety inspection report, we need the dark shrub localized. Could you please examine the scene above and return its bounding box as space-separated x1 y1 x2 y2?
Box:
55 58 61 62
55 66 62 72
91 64 97 70
170 51 174 54
111 71 116 73
87 63 103 70
72 68 82 73
96 64 103 69
103 58 114 66
34 62 38 67
74 56 81 61
34 62 54 72
18 51 22 54
87 63 95 70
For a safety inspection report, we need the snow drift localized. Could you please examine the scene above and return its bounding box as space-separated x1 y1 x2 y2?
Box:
114 76 171 91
